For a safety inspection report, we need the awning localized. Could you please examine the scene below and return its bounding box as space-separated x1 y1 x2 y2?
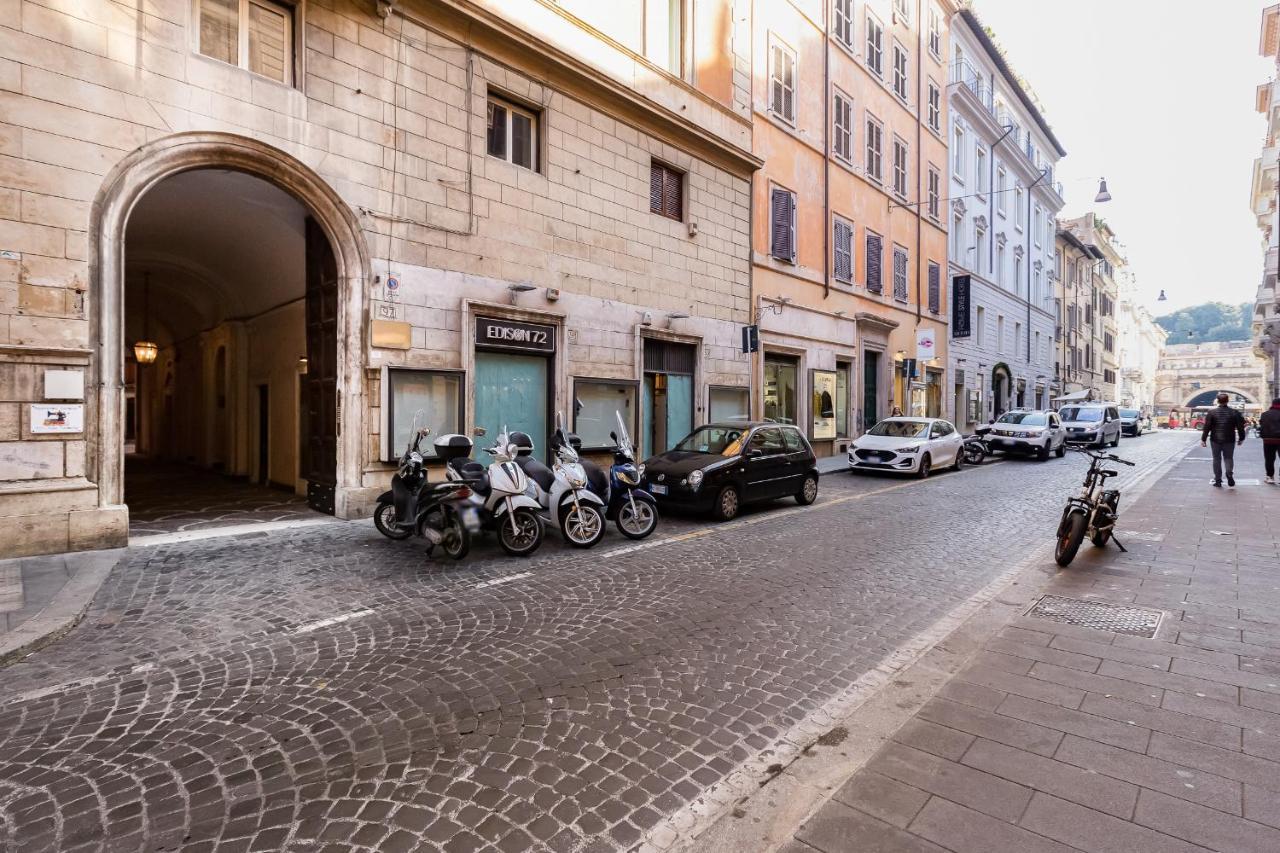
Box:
1052 390 1092 403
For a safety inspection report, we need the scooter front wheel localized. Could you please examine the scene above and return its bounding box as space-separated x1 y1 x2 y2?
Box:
1054 512 1087 567
374 501 413 540
440 511 471 560
562 502 606 548
498 507 544 557
616 498 658 540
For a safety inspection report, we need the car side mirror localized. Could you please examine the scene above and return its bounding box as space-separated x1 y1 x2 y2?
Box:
745 448 763 458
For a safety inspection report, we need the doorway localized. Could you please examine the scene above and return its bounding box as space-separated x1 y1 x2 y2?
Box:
863 352 880 431
642 339 696 455
474 351 549 458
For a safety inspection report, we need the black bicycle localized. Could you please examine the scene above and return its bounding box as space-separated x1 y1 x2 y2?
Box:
1054 446 1135 567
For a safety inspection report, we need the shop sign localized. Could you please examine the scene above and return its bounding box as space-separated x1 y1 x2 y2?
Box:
952 275 971 337
475 317 556 353
30 403 83 434
916 328 936 362
810 369 837 441
373 301 404 322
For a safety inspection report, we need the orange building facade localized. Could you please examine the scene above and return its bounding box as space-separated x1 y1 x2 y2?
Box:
748 0 955 456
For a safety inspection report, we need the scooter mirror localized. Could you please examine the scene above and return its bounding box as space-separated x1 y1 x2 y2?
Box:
473 426 487 436
610 431 617 442
507 443 520 459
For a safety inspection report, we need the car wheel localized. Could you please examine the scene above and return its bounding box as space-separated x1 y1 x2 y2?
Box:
916 454 931 479
1055 441 1066 458
712 485 740 521
1038 442 1051 461
795 474 819 505
1110 432 1120 448
952 448 964 471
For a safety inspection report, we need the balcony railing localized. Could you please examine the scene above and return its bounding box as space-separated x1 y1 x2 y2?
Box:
951 60 994 115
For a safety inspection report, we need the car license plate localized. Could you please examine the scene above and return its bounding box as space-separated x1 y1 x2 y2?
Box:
651 484 668 495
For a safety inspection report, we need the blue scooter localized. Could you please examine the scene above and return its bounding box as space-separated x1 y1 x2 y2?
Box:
600 411 659 539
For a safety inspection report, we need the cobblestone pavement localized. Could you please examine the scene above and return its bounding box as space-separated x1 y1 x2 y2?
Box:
0 433 1195 852
783 437 1280 853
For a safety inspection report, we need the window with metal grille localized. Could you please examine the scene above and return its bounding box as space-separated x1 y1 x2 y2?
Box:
770 187 796 263
834 0 854 49
927 166 940 220
866 13 883 76
927 262 940 313
892 43 908 101
866 232 883 293
893 246 908 302
770 40 797 124
927 81 940 131
892 136 908 199
833 90 853 161
650 161 683 221
865 115 883 182
833 218 853 282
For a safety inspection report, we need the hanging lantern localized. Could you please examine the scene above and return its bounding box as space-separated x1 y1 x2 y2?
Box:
134 340 158 364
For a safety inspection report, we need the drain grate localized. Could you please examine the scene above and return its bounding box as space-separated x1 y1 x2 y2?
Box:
1026 595 1163 638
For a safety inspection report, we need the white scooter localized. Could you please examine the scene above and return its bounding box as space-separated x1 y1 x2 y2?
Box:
436 429 545 556
510 418 607 548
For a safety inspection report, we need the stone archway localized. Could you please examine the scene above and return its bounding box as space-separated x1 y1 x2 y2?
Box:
1182 388 1258 409
90 132 370 522
990 362 1013 417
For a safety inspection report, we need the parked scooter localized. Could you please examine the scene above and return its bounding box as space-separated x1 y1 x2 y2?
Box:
1053 446 1135 567
373 422 476 559
438 428 546 556
962 425 992 465
602 411 659 539
510 417 608 548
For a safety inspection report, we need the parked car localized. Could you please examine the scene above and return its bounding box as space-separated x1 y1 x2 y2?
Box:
1118 408 1149 437
848 417 964 478
1059 403 1122 448
643 422 819 521
986 409 1067 460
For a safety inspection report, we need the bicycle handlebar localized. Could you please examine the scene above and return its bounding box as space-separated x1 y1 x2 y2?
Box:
1067 446 1135 466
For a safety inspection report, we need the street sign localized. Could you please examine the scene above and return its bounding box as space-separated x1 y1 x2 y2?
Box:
952 275 971 337
742 324 759 353
915 328 936 362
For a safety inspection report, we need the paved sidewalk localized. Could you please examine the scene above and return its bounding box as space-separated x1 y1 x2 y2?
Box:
778 442 1280 853
0 549 123 663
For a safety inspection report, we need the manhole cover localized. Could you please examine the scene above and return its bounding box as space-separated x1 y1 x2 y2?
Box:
1026 595 1163 638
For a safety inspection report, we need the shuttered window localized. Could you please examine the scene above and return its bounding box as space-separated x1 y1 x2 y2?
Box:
927 166 940 220
650 161 683 221
865 115 883 182
833 91 853 162
892 136 908 199
770 41 796 124
927 81 940 131
892 43 908 100
893 246 908 302
770 187 796 263
927 262 940 314
834 0 854 48
866 231 883 293
833 219 853 282
866 13 883 76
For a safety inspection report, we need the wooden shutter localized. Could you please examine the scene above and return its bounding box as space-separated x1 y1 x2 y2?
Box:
893 247 908 301
771 188 795 262
834 220 852 282
771 45 784 116
651 163 682 220
866 232 882 292
928 262 940 313
650 164 664 215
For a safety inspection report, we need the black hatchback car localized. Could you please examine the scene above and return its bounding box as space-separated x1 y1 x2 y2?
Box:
642 421 820 521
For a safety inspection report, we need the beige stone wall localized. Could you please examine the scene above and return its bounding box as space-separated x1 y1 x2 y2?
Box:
0 0 754 553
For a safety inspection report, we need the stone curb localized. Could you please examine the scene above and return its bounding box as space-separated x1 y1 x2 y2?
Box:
0 548 126 667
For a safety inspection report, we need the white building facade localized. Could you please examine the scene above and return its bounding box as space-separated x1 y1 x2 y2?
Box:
1253 5 1280 401
946 9 1065 431
1116 271 1167 413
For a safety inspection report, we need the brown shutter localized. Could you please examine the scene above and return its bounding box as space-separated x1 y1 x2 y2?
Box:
928 262 940 313
663 168 682 220
650 164 664 214
866 232 882 292
771 188 795 262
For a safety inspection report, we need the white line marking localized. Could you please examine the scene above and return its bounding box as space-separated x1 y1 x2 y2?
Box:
290 608 376 634
473 571 533 589
1 662 156 707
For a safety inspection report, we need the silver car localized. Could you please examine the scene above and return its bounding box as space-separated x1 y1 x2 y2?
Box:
986 410 1066 460
1060 404 1122 448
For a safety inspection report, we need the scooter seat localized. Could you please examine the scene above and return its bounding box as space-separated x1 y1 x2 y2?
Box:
517 458 557 493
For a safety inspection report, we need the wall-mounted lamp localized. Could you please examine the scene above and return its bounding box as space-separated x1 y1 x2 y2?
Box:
133 271 158 364
508 282 536 304
297 356 309 374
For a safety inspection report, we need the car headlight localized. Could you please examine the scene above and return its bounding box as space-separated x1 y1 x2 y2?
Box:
895 445 920 453
687 470 704 488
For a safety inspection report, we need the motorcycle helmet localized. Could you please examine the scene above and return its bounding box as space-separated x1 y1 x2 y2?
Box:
508 431 535 457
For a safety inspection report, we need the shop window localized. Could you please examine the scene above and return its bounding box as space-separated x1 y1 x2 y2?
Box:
385 369 462 461
836 363 850 437
650 161 683 221
198 0 294 84
811 369 837 440
487 94 539 171
709 386 749 422
573 379 637 449
763 357 799 425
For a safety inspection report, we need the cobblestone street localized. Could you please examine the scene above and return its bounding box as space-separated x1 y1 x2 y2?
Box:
0 433 1197 852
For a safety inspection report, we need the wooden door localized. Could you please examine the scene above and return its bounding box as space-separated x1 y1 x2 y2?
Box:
302 217 337 514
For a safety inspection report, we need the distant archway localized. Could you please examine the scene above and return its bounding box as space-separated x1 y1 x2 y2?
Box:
1183 388 1257 408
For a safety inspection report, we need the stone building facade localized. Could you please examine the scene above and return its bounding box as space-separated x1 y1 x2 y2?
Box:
1253 4 1280 402
0 0 758 555
1153 341 1271 419
1059 212 1121 403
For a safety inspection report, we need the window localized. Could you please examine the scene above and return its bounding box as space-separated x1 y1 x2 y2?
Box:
644 0 683 74
769 40 797 124
893 245 908 302
836 363 851 437
1033 267 1041 303
749 427 785 454
950 211 964 259
770 186 796 262
763 358 798 424
487 95 539 171
892 136 908 199
996 166 1007 216
1014 183 1025 228
650 161 683 221
865 115 883 182
892 42 908 101
198 0 294 83
709 386 750 422
927 166 940 220
927 81 941 132
973 224 986 274
1014 255 1023 297
894 0 911 22
1033 204 1042 246
975 147 988 195
833 218 854 283
574 380 638 449
386 369 461 461
834 0 854 49
927 262 940 314
952 126 965 181
976 306 985 346
1014 322 1022 358
996 243 1005 287
997 315 1005 353
833 90 854 162
928 7 942 59
866 231 883 293
866 12 883 77
1035 331 1041 363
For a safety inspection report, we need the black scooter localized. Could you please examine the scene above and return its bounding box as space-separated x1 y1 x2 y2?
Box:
962 425 992 465
374 424 475 559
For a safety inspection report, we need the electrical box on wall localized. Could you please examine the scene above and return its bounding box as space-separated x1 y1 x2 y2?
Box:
44 369 85 400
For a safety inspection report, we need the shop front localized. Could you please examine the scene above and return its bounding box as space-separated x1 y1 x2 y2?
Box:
642 338 697 455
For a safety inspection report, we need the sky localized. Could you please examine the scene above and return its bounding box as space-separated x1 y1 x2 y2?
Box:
971 0 1272 315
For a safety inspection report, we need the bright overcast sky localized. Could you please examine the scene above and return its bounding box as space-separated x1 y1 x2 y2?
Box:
972 0 1271 314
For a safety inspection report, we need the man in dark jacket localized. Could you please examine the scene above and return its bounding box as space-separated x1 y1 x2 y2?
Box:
1201 393 1246 487
1261 397 1280 484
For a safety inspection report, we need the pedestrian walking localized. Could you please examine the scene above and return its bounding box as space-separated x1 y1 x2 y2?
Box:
1201 393 1246 487
1261 397 1280 484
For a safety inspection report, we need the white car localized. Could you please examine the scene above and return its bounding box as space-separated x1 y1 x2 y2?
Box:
848 417 965 478
986 409 1067 460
